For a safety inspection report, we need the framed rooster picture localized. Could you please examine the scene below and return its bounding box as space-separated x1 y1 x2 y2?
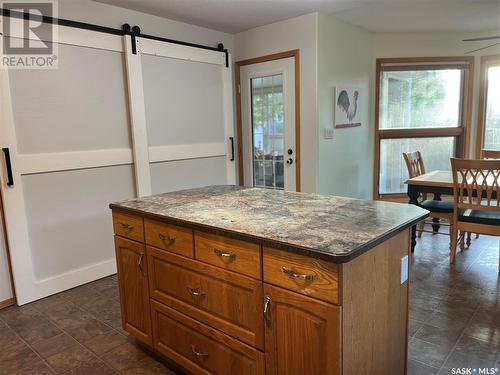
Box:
334 87 362 128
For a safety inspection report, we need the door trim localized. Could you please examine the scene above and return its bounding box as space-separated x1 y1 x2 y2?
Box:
0 190 15 307
235 50 301 191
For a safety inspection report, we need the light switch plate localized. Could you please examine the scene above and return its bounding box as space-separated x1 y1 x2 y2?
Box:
400 255 409 284
323 127 334 139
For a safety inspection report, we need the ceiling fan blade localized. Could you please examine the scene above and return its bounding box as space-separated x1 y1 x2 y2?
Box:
463 36 500 42
466 42 500 54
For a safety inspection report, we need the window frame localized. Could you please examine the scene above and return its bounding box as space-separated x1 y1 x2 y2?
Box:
475 54 500 158
373 56 474 200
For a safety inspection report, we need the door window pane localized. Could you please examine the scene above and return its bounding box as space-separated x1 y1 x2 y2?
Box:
379 137 456 194
251 74 284 189
484 66 500 150
379 69 462 129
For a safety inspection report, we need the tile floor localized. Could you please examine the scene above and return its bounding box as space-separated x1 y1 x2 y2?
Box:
408 232 500 375
0 233 499 374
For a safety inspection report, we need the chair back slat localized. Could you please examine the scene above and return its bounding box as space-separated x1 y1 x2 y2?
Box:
403 151 426 178
451 158 500 211
481 149 500 160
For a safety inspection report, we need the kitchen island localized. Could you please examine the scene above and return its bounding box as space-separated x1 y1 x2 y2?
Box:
109 186 428 375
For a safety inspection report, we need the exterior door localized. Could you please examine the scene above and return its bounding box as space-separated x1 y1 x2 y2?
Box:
263 284 340 375
240 58 296 191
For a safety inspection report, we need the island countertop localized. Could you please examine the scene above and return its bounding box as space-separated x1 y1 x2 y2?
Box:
110 185 428 263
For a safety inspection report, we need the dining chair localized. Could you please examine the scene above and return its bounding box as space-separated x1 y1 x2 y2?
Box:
450 158 500 264
481 149 500 159
403 151 454 245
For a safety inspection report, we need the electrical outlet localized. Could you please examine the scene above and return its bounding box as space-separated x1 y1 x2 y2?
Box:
323 127 334 139
400 255 409 284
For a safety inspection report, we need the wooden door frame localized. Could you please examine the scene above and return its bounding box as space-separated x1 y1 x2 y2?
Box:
475 54 500 158
235 49 301 191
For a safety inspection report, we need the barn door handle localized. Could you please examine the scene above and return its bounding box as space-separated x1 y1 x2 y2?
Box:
229 137 235 161
2 148 14 187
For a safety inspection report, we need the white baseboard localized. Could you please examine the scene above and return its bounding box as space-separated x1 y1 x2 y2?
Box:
16 258 117 305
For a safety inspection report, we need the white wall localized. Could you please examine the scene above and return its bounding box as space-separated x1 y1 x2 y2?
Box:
234 13 319 193
373 29 500 158
60 0 234 52
317 14 373 199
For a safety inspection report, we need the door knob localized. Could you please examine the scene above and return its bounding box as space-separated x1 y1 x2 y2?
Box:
287 149 293 155
286 158 293 165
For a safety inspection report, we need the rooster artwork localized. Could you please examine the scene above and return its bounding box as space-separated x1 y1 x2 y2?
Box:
335 87 362 128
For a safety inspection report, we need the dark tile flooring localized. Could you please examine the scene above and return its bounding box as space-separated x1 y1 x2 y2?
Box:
0 275 176 375
408 232 500 375
1 233 499 375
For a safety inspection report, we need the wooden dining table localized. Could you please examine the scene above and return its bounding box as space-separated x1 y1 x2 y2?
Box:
406 170 456 252
406 169 498 252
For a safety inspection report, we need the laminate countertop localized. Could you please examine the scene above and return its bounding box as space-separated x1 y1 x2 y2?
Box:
110 185 428 263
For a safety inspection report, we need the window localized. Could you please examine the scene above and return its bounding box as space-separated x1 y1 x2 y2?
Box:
251 74 285 189
374 57 473 197
477 55 500 156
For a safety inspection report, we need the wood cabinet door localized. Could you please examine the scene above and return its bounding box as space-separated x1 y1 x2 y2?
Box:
264 284 341 375
115 236 152 345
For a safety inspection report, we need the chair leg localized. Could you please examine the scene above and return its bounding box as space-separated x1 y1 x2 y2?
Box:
459 231 465 251
450 223 457 264
417 221 425 238
466 232 472 248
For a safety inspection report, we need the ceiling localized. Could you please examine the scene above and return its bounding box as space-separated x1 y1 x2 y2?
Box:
94 0 500 34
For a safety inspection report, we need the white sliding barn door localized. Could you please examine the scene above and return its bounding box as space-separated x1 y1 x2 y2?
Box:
0 29 134 305
0 27 235 305
125 37 235 196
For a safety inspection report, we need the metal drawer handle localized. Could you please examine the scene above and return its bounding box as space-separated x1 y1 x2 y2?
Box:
191 345 209 358
263 296 271 325
120 223 133 233
158 233 176 243
282 267 314 281
187 287 206 297
213 248 236 259
138 253 144 272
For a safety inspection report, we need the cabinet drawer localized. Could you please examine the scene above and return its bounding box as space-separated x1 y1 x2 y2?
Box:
147 246 264 349
112 211 144 242
151 301 264 375
145 219 194 258
195 232 261 279
263 247 339 304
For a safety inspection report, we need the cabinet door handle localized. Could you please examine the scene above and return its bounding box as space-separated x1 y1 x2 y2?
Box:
191 345 209 358
138 253 144 272
213 248 236 259
158 233 176 243
263 296 271 324
120 223 133 234
187 287 206 297
282 267 314 281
